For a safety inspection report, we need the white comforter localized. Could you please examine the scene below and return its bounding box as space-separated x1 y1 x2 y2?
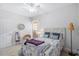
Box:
19 38 60 56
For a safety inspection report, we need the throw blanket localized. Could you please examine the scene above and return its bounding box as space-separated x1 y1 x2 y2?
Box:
24 39 44 46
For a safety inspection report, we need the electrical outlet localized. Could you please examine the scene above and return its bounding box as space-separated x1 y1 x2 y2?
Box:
77 49 79 51
77 49 79 55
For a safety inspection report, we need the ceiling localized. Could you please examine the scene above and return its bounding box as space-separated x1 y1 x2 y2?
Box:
0 3 73 17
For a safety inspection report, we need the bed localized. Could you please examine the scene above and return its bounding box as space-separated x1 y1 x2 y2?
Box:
19 28 65 56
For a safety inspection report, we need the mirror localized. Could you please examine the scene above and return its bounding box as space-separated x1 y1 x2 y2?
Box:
17 24 25 30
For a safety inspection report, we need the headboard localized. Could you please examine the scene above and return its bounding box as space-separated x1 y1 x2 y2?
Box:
44 28 66 48
44 28 66 40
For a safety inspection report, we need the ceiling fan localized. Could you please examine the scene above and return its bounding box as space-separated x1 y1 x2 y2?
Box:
24 3 40 13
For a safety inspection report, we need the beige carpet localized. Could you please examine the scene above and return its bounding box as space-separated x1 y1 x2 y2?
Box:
0 45 21 56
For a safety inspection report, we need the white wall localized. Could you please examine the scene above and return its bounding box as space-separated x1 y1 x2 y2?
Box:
0 9 32 48
34 4 79 53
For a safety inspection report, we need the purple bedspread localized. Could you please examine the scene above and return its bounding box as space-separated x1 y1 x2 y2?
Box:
27 39 44 46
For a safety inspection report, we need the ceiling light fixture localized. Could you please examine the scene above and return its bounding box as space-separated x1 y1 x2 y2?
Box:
24 3 40 13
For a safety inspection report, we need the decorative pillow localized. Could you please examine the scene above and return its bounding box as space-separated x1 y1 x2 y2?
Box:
50 33 60 39
44 34 49 38
52 35 59 39
43 32 50 38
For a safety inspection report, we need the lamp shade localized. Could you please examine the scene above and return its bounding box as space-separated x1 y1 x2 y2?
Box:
67 22 74 31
